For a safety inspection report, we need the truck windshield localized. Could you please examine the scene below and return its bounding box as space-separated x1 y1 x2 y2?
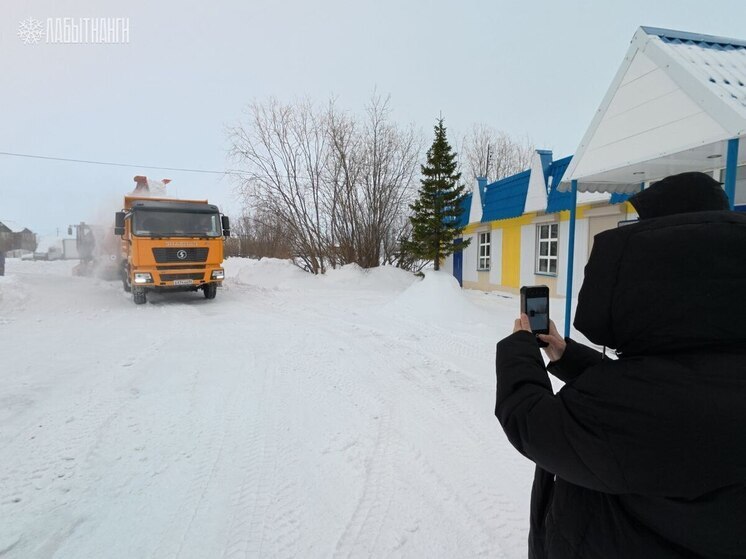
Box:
132 210 221 238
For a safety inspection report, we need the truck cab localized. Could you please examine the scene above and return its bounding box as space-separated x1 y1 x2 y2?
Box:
115 196 229 304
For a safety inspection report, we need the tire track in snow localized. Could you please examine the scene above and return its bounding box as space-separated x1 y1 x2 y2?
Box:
221 365 274 559
149 308 262 559
332 405 397 558
276 297 529 557
220 309 315 559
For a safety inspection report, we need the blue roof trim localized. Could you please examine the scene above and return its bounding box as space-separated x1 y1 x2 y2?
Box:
610 192 632 205
642 26 746 49
545 156 574 213
481 170 531 222
456 193 472 227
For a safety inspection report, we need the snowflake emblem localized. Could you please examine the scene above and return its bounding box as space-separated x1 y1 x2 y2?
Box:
17 17 44 44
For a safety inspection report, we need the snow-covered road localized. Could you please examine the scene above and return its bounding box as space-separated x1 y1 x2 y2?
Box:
0 258 537 558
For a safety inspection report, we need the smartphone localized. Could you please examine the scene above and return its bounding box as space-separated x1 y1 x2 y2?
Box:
520 285 550 347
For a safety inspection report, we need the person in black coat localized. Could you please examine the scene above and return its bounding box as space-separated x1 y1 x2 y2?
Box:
495 172 746 558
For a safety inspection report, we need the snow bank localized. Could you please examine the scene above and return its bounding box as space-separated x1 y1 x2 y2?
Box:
388 270 490 323
0 275 28 313
226 258 417 293
7 259 77 277
226 257 308 290
322 263 416 292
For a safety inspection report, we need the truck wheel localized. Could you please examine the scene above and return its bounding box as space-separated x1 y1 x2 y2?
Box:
133 288 147 305
203 283 217 299
122 269 132 293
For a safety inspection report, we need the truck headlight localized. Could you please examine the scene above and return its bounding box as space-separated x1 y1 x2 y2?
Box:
134 272 153 284
211 269 225 280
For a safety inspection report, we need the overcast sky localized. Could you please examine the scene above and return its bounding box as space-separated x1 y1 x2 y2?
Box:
2 0 745 237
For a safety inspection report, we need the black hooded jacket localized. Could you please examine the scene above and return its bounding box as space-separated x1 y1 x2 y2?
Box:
495 207 746 558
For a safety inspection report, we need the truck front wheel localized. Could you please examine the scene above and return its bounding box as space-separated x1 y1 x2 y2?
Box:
122 264 131 293
133 288 147 305
203 283 217 300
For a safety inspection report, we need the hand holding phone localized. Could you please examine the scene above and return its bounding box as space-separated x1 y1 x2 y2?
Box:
520 285 550 347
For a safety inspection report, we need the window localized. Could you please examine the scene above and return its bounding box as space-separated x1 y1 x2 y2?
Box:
478 231 490 270
536 223 558 275
133 210 221 238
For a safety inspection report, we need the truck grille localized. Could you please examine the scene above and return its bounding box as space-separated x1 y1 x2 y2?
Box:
156 264 207 270
152 248 209 263
159 272 205 282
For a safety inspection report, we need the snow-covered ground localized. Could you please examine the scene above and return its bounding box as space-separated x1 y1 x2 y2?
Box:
0 258 564 558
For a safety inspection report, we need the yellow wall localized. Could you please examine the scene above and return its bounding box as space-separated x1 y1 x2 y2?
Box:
501 225 522 288
460 202 628 294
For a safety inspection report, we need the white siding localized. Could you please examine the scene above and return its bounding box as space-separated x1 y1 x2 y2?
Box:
572 50 730 180
462 234 478 283
469 182 483 223
525 152 548 213
489 228 503 286
519 224 536 288
557 219 589 297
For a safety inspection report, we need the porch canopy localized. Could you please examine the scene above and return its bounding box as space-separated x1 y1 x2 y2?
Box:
558 26 746 336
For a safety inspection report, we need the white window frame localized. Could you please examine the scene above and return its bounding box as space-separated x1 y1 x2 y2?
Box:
536 223 558 276
477 231 491 271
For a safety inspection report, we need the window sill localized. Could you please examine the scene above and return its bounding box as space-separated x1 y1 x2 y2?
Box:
534 272 557 277
477 268 490 272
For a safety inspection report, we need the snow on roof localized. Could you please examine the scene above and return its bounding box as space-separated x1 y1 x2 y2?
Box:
0 219 30 233
562 26 746 193
649 27 746 118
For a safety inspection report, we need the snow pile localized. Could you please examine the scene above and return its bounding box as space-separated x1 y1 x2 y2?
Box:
322 263 416 292
226 258 417 293
9 259 77 277
389 270 489 323
322 262 366 286
0 275 28 313
227 257 308 290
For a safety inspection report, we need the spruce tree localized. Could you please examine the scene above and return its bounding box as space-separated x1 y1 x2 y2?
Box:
406 118 470 270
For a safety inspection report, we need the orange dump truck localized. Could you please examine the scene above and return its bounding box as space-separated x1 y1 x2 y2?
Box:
115 195 230 304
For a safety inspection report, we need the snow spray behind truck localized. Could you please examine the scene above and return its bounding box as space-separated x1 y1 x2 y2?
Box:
115 177 230 305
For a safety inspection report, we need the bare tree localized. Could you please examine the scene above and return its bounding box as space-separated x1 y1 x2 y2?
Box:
462 124 535 182
325 103 362 267
325 95 421 269
228 94 428 273
229 99 331 274
228 208 293 259
356 95 420 268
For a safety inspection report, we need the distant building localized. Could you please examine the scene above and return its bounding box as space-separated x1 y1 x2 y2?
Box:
0 220 37 252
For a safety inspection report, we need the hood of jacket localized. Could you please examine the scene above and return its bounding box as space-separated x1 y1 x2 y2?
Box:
574 210 746 355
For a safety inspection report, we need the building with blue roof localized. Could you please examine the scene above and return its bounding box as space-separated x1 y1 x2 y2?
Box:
445 25 746 323
443 149 635 294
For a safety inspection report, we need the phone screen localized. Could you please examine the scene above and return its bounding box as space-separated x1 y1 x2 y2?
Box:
526 296 549 332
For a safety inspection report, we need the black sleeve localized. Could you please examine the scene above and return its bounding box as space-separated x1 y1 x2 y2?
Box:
546 338 604 383
495 331 628 494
